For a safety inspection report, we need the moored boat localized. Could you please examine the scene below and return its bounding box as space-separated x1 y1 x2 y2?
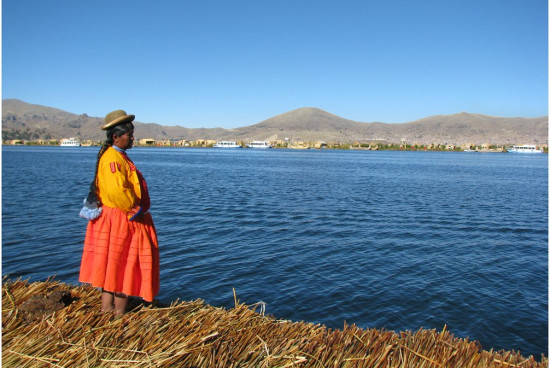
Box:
60 137 81 147
247 141 272 149
213 141 241 148
508 144 543 153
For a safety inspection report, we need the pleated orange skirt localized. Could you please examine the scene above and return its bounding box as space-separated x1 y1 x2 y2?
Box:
79 206 160 302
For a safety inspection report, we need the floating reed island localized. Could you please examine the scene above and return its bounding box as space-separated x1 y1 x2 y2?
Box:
2 279 546 368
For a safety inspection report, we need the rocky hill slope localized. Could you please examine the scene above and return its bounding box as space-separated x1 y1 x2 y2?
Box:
2 99 547 145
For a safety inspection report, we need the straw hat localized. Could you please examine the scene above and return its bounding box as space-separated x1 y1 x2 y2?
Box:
101 110 135 130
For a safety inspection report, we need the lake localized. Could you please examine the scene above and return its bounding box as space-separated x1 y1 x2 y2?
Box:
2 146 548 357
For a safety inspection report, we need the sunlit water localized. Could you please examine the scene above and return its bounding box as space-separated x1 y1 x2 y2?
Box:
2 146 547 357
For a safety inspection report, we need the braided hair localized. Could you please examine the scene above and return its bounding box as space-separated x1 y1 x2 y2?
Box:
86 122 135 204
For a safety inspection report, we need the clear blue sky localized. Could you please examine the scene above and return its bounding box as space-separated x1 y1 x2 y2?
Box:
2 0 548 128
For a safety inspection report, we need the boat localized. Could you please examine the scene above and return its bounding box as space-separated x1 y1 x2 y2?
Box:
247 141 272 149
59 137 81 147
508 144 544 153
213 141 241 148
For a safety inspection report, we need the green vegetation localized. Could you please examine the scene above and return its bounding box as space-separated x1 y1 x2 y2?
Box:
2 128 52 141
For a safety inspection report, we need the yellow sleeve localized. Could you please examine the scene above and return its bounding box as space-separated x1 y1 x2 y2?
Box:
96 148 140 212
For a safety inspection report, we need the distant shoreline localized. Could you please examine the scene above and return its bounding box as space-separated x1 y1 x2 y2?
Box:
4 141 548 153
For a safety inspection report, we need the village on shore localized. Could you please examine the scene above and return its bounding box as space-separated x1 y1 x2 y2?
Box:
4 137 548 153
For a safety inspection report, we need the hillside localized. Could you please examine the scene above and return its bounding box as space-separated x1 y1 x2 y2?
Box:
2 99 547 145
399 112 548 145
230 108 376 142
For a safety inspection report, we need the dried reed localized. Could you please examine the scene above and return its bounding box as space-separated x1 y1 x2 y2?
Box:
2 279 546 367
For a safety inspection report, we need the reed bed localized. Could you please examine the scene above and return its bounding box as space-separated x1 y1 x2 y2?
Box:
2 279 546 367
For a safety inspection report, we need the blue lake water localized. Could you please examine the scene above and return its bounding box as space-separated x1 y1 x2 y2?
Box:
2 146 548 357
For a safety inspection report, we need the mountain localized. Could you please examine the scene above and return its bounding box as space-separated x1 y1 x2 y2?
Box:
2 99 112 141
230 108 375 142
2 99 547 145
400 112 548 144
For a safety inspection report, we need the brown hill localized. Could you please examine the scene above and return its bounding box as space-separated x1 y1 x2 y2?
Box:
399 112 548 145
230 107 372 142
2 99 103 140
2 99 547 145
1 99 208 142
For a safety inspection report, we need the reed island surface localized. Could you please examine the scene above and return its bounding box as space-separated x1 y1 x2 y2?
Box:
2 279 546 367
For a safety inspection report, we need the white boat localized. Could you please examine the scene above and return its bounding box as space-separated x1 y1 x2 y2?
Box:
60 137 81 147
213 141 241 148
508 144 543 153
247 141 272 149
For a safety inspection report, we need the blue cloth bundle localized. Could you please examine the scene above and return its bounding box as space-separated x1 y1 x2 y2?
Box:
79 192 102 220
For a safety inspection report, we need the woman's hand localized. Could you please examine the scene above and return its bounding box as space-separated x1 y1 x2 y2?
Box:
127 206 143 221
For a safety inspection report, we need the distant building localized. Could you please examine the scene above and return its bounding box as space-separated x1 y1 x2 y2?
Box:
139 138 156 145
157 139 172 146
289 141 309 149
176 140 192 146
194 139 216 147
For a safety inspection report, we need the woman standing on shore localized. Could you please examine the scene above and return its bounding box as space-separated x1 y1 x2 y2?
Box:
79 110 160 315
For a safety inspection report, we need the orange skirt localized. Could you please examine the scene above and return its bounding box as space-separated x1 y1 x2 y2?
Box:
79 206 160 302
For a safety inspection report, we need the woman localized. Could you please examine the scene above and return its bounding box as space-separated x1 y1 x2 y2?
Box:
79 110 160 315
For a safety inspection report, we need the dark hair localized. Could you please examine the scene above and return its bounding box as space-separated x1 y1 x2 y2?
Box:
105 122 134 145
86 122 135 203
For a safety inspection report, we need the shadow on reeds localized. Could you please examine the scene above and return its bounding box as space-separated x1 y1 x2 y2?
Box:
18 285 80 322
18 280 169 319
127 294 168 311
